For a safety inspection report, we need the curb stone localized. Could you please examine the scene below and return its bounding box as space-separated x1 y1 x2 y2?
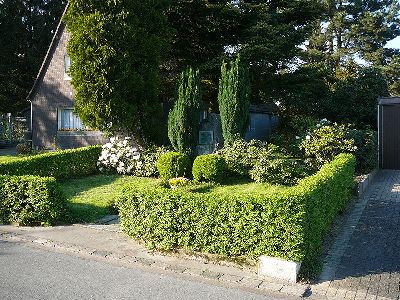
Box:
0 230 309 298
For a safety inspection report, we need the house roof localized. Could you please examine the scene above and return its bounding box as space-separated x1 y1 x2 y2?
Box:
378 97 400 105
26 2 69 101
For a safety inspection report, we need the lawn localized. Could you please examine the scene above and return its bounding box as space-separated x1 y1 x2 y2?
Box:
60 174 288 224
59 174 160 223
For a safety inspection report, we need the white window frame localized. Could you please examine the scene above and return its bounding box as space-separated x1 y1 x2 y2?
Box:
57 108 87 131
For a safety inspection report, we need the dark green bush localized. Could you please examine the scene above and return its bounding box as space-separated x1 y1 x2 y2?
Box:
0 175 65 226
16 142 32 155
347 128 377 174
156 152 191 180
117 153 355 278
192 154 227 183
0 146 101 179
250 158 310 186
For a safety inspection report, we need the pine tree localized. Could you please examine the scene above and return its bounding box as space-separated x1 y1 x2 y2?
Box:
168 67 202 154
218 55 250 144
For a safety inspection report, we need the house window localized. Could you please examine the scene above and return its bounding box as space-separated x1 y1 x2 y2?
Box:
58 108 86 131
64 55 71 80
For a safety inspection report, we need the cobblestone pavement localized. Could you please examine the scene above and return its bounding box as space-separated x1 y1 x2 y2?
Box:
313 170 400 300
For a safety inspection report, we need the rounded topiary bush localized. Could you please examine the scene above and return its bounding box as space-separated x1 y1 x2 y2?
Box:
192 154 227 183
156 152 191 180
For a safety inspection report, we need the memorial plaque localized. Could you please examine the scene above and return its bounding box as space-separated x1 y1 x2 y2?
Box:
198 131 213 145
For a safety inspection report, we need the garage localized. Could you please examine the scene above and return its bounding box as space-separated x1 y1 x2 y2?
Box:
378 97 400 169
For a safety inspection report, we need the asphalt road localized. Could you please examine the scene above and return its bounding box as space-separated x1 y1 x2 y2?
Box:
0 240 292 300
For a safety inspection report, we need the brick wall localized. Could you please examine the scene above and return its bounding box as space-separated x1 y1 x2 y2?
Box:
32 25 108 149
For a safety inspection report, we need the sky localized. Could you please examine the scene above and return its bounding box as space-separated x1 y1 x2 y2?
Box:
385 36 400 49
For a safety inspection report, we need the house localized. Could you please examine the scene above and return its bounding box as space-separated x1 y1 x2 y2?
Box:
26 3 108 150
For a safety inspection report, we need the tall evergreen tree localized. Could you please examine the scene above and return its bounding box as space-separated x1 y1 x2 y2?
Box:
0 0 66 114
168 67 202 154
305 0 400 93
64 0 171 145
218 55 250 143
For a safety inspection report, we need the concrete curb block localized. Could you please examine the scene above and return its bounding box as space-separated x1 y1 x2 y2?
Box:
0 231 310 298
258 255 301 283
356 169 378 197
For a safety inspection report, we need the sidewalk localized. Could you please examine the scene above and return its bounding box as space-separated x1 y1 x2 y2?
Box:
0 217 310 300
313 170 400 300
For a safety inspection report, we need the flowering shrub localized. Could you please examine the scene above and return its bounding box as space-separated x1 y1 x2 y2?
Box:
98 137 140 174
168 177 190 188
98 137 169 177
300 122 356 167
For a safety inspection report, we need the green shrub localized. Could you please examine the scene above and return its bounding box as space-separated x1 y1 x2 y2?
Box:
217 139 280 177
0 146 101 179
156 152 191 180
117 153 355 278
0 175 65 226
135 146 170 177
250 158 309 186
16 142 32 155
300 123 356 167
192 154 227 183
348 128 377 174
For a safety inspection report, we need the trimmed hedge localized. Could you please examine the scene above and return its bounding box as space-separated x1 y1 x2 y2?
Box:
0 146 101 179
0 175 65 226
117 153 355 277
192 154 227 183
156 152 191 180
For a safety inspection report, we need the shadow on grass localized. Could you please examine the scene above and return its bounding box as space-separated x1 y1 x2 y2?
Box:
59 174 120 224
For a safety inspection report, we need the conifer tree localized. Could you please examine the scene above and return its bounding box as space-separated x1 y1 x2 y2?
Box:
168 67 202 154
218 56 250 144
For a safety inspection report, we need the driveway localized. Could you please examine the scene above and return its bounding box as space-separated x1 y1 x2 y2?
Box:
313 170 400 299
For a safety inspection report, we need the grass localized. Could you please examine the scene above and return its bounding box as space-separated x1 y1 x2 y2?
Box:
59 174 160 223
59 174 287 224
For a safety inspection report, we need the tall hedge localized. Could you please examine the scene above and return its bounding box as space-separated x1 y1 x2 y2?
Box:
168 67 202 154
64 1 171 144
117 153 355 278
0 146 101 179
217 55 251 144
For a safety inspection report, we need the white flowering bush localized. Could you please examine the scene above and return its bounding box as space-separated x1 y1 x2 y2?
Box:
97 137 140 174
97 137 169 176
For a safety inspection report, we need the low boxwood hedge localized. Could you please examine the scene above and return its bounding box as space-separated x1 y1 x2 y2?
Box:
117 153 355 278
0 146 101 179
0 175 65 226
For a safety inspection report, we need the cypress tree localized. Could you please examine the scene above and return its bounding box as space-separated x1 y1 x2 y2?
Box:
168 67 202 154
218 55 250 144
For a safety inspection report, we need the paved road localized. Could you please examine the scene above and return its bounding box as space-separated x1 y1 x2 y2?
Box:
315 170 400 299
0 240 291 300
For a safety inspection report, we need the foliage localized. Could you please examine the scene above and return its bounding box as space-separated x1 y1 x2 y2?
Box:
60 174 158 223
16 142 32 155
64 0 171 144
348 128 378 174
0 175 65 226
216 139 280 177
218 56 250 143
0 146 101 179
116 154 355 278
168 177 190 188
168 67 202 154
0 0 66 114
98 137 170 177
192 154 227 183
97 137 140 175
156 152 191 180
300 123 356 167
328 68 389 127
250 158 311 186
